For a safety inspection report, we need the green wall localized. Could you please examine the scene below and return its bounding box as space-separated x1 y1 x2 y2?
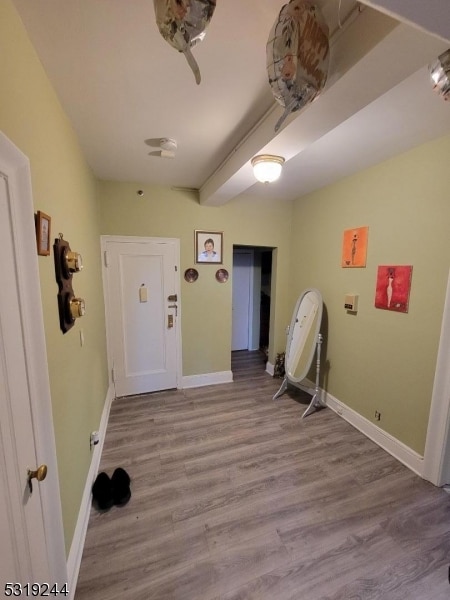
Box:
290 134 450 455
1 0 109 554
98 182 294 374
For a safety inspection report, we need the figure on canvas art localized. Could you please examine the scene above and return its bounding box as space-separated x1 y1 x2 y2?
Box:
375 265 413 313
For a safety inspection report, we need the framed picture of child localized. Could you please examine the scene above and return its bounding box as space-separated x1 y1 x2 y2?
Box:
35 210 51 256
195 230 223 264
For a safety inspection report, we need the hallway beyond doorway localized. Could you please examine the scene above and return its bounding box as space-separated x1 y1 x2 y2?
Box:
231 350 267 380
232 245 273 353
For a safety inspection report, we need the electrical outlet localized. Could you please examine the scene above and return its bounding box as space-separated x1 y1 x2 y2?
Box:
375 410 381 421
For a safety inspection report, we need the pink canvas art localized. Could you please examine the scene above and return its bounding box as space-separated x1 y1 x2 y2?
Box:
375 265 413 313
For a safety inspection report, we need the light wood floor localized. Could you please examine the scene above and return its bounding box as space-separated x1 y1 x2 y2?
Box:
75 351 450 599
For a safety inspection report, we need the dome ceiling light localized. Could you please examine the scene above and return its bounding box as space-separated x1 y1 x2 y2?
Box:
251 154 285 183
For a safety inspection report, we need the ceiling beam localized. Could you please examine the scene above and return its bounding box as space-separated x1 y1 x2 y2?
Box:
359 0 450 43
199 9 447 207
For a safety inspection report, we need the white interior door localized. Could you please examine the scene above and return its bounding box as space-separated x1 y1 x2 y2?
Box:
232 251 252 351
423 268 450 486
103 237 180 397
0 134 66 584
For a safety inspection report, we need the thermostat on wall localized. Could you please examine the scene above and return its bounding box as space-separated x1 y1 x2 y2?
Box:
345 294 359 312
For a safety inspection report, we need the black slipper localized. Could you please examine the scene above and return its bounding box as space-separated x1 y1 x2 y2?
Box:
111 467 131 506
92 472 113 511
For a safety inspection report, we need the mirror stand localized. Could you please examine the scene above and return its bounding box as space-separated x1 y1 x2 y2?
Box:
272 288 324 418
273 333 325 418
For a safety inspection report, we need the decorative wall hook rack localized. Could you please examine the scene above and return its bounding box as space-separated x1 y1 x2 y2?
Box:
53 234 85 333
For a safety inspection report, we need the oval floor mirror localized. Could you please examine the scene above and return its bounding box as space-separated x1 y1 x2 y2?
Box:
273 288 324 418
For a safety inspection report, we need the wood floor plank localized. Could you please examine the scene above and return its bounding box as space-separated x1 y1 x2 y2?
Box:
319 531 450 600
75 351 450 600
211 530 290 596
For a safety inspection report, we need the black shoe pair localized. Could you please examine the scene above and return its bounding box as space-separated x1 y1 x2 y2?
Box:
92 468 131 511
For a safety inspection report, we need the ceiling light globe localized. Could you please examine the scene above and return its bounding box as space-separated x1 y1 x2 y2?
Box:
251 154 285 183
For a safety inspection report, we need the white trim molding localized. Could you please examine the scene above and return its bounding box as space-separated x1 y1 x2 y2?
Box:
265 361 275 376
324 389 424 478
67 384 115 600
182 371 233 389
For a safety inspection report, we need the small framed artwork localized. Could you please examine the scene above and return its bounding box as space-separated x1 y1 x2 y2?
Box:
195 230 223 264
35 211 51 256
341 226 369 268
374 265 413 313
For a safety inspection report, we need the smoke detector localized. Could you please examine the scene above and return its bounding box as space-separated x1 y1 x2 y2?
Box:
159 138 177 158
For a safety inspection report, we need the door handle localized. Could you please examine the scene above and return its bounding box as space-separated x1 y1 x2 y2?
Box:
27 464 47 494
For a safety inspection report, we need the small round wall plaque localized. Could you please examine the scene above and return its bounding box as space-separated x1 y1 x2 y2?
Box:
184 268 199 283
215 268 229 283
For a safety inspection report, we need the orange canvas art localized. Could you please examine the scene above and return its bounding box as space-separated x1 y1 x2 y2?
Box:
341 226 369 268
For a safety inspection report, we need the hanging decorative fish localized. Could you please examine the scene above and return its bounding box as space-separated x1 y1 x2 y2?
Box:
267 0 330 132
429 48 450 101
154 0 216 84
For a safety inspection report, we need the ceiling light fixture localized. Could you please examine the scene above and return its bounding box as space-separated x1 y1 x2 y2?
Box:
430 48 450 101
251 154 285 183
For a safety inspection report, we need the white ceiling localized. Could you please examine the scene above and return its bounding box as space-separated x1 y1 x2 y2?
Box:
12 0 450 205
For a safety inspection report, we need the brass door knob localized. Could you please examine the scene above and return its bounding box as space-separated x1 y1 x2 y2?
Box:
27 464 47 494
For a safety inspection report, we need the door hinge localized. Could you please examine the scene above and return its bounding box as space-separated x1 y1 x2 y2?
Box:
111 365 115 383
175 265 178 271
104 250 109 268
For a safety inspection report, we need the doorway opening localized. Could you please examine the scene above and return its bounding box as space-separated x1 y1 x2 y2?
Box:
231 245 273 374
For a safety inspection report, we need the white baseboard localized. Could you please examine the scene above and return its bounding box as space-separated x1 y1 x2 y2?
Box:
66 383 115 600
324 389 424 477
182 370 233 389
265 361 275 376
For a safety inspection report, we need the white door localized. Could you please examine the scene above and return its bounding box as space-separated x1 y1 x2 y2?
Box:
0 134 66 584
232 251 252 351
423 268 450 485
103 237 180 397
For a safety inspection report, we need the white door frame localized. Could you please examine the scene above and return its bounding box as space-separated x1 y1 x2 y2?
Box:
101 235 182 392
0 132 67 581
423 268 450 486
